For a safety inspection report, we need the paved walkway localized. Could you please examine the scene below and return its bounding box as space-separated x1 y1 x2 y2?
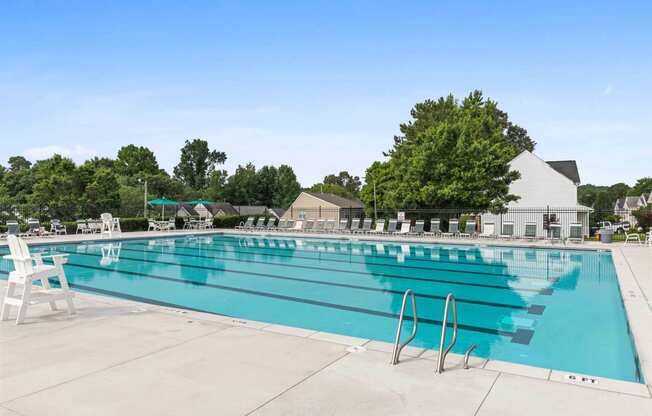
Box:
0 232 650 415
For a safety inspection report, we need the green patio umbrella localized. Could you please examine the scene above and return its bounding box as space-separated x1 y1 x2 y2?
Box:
186 199 214 205
148 198 178 219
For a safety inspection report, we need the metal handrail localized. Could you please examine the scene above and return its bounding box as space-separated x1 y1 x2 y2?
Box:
436 293 458 374
390 289 418 365
463 344 477 369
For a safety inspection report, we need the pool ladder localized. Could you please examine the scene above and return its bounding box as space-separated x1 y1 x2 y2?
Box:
390 290 477 373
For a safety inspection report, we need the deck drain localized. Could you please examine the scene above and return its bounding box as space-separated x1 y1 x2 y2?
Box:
346 345 367 353
565 374 597 384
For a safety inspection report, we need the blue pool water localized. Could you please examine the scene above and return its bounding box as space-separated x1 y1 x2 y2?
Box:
0 233 641 382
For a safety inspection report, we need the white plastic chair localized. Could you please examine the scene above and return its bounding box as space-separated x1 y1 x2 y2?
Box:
624 232 642 245
1 235 75 324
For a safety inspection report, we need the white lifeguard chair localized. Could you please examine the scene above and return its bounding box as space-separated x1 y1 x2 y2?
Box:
1 235 76 324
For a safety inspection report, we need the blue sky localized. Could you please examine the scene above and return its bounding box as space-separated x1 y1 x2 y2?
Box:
1 1 650 187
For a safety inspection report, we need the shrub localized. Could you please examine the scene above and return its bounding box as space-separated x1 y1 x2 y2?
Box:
632 207 652 231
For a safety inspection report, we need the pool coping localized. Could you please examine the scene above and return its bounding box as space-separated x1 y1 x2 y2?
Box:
2 229 650 396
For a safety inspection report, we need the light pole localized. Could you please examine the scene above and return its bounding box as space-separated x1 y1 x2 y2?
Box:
139 179 148 218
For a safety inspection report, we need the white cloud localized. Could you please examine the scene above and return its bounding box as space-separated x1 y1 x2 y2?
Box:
602 85 614 96
23 145 97 163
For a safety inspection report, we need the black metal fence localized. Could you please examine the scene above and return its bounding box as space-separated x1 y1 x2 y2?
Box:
2 202 650 236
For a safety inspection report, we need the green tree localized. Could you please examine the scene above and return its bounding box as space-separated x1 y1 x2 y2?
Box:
360 91 522 211
116 145 160 176
3 156 34 204
308 183 357 200
255 165 279 207
578 184 609 207
324 171 362 195
274 165 301 208
628 177 652 196
174 139 226 190
632 206 652 231
224 163 257 205
206 169 228 201
28 155 81 219
82 168 120 217
608 183 630 201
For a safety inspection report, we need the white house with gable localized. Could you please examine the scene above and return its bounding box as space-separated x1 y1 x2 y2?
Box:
481 150 591 238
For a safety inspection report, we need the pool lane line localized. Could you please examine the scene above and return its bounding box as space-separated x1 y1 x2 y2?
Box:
57 263 533 344
121 244 557 286
204 234 575 276
60 249 553 297
148 235 513 269
124 240 559 283
60 256 543 313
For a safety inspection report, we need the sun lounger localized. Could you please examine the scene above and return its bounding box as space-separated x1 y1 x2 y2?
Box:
334 218 348 233
275 218 287 231
253 217 267 231
441 219 459 238
548 223 561 242
479 222 495 239
523 222 538 240
459 220 476 238
567 223 584 243
396 220 411 235
354 218 372 234
303 219 315 232
423 218 441 237
368 219 386 234
323 219 335 233
349 218 361 233
499 221 514 239
386 219 398 234
624 231 642 245
265 218 277 231
409 220 424 236
236 217 255 230
312 219 325 233
50 219 67 235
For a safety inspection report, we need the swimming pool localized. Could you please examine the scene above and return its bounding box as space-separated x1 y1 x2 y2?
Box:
0 233 641 383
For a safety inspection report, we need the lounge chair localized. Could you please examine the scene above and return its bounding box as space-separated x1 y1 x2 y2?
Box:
354 218 372 234
275 218 287 231
75 220 89 234
349 218 361 233
409 220 424 236
499 221 514 239
253 217 267 231
148 219 162 231
479 222 495 239
1 235 75 324
286 219 295 231
646 230 652 247
323 219 335 233
265 218 277 231
459 220 476 238
236 217 255 230
624 231 642 245
442 219 459 238
333 218 346 233
26 218 44 237
312 219 325 233
368 219 386 234
50 219 67 235
386 219 398 234
303 219 315 232
88 219 103 233
289 220 304 232
4 221 21 238
567 223 584 243
423 218 441 237
523 222 538 240
548 223 561 242
396 220 411 235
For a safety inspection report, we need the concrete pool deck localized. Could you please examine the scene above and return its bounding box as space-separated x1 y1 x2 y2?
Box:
0 230 651 415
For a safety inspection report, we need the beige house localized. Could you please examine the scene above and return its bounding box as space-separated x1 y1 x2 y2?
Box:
283 192 364 222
